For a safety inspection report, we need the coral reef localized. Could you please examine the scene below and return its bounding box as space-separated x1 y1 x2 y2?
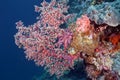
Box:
14 0 120 80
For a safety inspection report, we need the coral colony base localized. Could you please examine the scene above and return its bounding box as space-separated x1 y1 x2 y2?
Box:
14 0 120 80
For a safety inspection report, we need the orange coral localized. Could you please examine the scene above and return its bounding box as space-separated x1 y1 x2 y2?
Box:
109 34 120 46
109 33 120 53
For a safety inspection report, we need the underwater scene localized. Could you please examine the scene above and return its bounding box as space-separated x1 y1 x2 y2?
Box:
14 0 120 80
1 0 120 80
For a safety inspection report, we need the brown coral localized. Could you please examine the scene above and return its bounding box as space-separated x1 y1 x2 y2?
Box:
68 27 99 55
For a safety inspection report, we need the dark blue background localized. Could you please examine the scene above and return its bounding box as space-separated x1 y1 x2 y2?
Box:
0 0 47 80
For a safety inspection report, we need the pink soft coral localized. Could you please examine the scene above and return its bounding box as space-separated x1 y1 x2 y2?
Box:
15 21 75 78
35 0 71 28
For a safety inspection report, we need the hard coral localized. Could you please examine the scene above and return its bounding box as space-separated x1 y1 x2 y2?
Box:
76 15 91 33
69 28 99 55
87 0 120 27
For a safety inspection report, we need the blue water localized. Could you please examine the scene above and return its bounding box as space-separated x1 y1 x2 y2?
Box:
0 0 46 80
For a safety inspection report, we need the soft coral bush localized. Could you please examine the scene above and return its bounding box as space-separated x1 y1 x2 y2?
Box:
14 0 76 78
